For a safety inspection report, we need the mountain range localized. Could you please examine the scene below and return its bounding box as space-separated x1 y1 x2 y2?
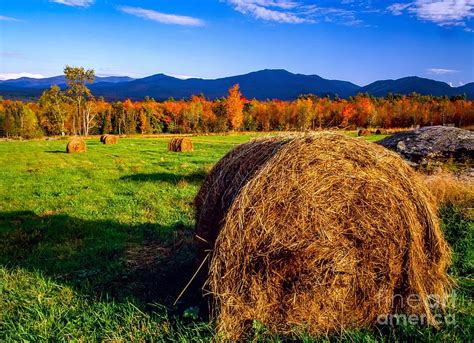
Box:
0 69 472 100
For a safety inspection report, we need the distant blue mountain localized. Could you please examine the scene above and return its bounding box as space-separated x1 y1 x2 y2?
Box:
457 82 474 97
89 69 360 100
358 76 470 97
0 75 134 89
0 70 472 100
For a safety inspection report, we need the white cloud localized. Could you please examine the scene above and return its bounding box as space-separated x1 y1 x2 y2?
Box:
0 73 45 81
414 0 474 26
0 15 20 21
227 0 311 23
119 6 205 26
249 0 300 9
426 68 459 74
387 3 412 15
51 0 94 7
388 1 474 26
226 0 365 25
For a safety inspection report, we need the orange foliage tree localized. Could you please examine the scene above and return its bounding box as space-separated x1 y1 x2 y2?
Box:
225 84 244 130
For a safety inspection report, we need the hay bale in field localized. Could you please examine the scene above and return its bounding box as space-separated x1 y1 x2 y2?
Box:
195 133 451 340
66 138 87 153
103 135 118 145
358 128 371 136
375 128 387 135
100 134 108 143
168 137 193 152
195 137 290 257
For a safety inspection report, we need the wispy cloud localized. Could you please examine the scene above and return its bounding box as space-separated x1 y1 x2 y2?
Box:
0 15 20 21
387 3 412 15
0 52 25 59
226 0 365 25
118 6 205 26
227 0 310 23
426 68 459 74
388 1 474 27
0 73 44 81
51 0 94 7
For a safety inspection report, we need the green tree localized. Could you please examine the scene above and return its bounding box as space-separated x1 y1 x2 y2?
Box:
39 85 68 136
63 65 95 135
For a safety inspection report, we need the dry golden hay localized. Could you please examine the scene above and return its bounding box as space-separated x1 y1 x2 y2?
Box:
195 137 290 259
421 172 474 216
195 133 452 340
375 128 388 135
100 134 109 143
103 135 118 145
358 129 371 136
168 137 193 152
66 138 87 153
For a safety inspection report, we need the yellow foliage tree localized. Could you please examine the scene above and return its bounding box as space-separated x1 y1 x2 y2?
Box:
226 84 244 130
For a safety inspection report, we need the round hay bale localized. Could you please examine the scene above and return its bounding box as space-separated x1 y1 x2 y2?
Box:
358 129 371 136
103 135 118 145
196 133 451 340
66 138 87 153
375 128 387 135
168 137 193 152
195 137 290 258
100 134 109 143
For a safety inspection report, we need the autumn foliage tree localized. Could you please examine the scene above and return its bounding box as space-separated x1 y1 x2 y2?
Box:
225 84 244 130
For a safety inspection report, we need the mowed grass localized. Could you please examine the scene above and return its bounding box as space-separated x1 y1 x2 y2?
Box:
0 133 472 341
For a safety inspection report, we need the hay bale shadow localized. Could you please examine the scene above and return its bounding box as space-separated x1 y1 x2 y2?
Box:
0 211 206 315
120 171 207 185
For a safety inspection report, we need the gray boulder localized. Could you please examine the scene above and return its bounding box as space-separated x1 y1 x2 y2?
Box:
378 126 474 163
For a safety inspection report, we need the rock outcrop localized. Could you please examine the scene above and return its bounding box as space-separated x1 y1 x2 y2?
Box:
378 126 473 164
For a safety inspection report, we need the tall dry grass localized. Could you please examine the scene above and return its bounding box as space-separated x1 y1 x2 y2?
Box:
421 172 474 218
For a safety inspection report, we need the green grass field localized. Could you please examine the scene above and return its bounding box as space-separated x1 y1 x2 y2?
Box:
0 133 472 341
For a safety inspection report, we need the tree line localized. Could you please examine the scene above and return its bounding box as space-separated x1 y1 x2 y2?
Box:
0 66 473 138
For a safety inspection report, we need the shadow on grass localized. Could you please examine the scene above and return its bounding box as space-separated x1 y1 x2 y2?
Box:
45 150 67 154
0 211 206 315
120 171 207 184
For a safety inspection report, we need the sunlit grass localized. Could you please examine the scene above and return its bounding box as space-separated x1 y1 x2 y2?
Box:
0 133 472 341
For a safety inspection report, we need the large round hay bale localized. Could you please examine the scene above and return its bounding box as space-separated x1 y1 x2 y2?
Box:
358 128 371 136
66 138 87 153
103 135 118 145
168 137 193 152
100 134 109 143
195 137 290 257
195 133 451 340
375 128 387 135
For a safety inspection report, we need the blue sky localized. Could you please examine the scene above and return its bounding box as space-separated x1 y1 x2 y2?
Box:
0 0 473 86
